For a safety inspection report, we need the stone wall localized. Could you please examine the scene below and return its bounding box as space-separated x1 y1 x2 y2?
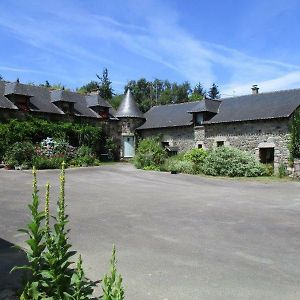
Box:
195 118 291 166
139 126 195 152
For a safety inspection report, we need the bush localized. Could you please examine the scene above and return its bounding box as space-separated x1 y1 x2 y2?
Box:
32 156 65 169
134 137 167 169
278 162 287 178
161 154 195 174
0 117 104 160
201 146 266 177
183 148 207 173
3 141 35 167
70 145 100 167
289 109 300 161
263 163 274 176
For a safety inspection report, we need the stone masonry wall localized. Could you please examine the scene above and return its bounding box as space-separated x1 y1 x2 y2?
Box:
139 126 195 152
195 118 291 166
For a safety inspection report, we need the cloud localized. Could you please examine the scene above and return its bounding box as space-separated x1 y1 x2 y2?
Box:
0 0 299 95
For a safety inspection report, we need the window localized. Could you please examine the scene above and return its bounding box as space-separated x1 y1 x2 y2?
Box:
162 141 169 148
259 148 274 164
217 141 224 147
195 113 204 126
197 144 203 149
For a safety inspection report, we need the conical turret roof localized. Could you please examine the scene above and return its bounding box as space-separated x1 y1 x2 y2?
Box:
116 89 144 118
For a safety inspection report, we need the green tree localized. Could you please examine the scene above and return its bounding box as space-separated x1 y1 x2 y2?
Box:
208 83 221 99
190 82 205 101
97 68 113 100
77 81 99 94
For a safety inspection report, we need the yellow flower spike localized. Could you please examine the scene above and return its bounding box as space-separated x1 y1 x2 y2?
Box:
32 166 38 196
45 182 50 233
59 162 66 222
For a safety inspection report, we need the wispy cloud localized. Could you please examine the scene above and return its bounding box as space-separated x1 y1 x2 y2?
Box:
0 0 299 95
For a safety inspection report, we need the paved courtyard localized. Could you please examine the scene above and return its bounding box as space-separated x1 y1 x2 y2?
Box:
1 163 300 299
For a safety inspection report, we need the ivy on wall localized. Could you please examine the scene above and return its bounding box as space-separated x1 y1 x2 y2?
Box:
289 109 300 161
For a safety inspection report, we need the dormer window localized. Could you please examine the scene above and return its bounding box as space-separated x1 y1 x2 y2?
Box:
195 113 204 126
86 91 112 119
55 101 74 114
50 90 76 115
4 82 33 112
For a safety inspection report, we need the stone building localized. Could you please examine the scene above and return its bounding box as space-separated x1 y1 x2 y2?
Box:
137 86 300 168
0 79 299 166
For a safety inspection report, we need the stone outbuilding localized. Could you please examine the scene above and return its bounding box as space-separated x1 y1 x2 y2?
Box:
137 87 300 168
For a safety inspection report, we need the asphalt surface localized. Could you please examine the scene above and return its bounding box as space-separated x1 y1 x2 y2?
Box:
0 164 300 299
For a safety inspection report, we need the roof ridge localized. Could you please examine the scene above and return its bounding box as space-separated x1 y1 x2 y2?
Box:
151 100 202 108
223 87 300 101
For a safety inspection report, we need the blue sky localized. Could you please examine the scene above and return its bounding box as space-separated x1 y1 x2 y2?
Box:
0 0 300 96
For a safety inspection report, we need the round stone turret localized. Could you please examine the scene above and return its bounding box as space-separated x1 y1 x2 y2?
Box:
116 89 145 159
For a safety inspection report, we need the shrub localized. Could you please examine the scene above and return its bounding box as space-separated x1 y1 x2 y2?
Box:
183 148 207 164
143 165 160 171
263 163 274 176
12 165 124 299
0 117 104 160
289 109 300 161
183 148 207 173
278 162 287 178
70 145 100 167
32 156 65 169
37 137 76 160
134 137 167 169
201 146 266 177
3 141 35 167
162 155 195 174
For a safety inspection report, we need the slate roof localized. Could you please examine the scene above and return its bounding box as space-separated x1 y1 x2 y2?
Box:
4 82 34 97
0 80 116 118
50 90 77 103
137 101 201 130
86 93 112 108
0 81 18 109
206 89 300 124
188 99 221 113
115 89 144 118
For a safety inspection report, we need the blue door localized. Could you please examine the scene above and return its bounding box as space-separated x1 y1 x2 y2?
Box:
123 136 135 157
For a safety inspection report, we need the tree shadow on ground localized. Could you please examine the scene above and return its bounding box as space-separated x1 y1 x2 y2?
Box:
0 237 27 299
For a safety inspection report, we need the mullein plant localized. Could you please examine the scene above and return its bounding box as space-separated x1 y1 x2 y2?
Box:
11 167 47 299
101 245 125 300
12 163 125 299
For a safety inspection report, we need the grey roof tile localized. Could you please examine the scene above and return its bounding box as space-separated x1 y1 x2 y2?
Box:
137 101 201 130
115 89 144 118
188 99 221 113
206 89 300 124
0 81 18 109
86 93 112 108
4 82 34 97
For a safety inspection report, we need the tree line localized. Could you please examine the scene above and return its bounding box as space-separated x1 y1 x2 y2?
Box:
1 69 221 113
75 68 221 112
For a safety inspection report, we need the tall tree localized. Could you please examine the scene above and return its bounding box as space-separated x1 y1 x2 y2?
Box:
190 82 206 101
97 68 113 100
208 83 221 99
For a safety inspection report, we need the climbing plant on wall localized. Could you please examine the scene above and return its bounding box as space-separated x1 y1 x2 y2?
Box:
289 109 300 161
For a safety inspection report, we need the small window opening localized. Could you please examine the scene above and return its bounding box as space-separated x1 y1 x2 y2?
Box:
259 147 274 164
197 144 203 149
217 141 224 147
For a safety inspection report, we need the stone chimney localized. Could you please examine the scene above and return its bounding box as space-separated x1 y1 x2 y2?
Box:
251 84 259 94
